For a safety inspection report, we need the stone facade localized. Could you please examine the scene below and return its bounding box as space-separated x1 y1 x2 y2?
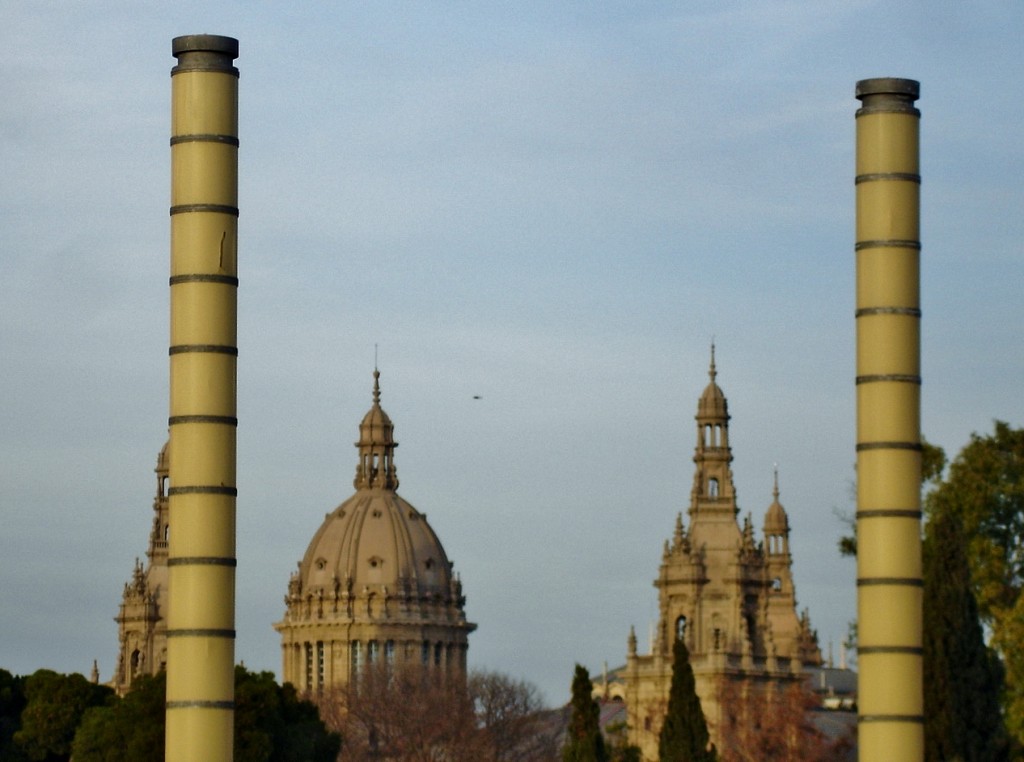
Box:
623 350 821 759
273 371 475 692
113 443 170 694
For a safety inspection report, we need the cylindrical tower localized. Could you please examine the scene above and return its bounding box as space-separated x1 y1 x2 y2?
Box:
166 34 239 762
854 78 922 761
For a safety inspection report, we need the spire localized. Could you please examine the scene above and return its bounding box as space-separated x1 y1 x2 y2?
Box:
673 512 684 550
742 513 755 545
691 345 736 514
696 343 729 425
148 442 170 563
353 369 399 490
741 513 760 561
764 466 790 543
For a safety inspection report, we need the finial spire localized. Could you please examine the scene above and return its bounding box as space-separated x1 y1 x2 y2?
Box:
355 367 398 490
709 341 717 383
773 464 780 500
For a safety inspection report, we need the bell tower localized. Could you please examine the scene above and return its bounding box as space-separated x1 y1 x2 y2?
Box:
690 345 737 517
623 349 821 760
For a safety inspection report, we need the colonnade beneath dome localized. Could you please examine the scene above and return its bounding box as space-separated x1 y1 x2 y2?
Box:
281 636 468 693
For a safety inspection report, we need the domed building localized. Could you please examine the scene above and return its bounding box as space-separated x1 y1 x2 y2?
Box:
274 371 475 692
622 348 821 759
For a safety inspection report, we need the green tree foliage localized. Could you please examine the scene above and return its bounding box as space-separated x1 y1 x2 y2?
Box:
922 509 1008 761
658 637 716 762
71 667 339 762
603 717 641 762
927 421 1024 748
72 673 165 761
234 667 340 762
13 670 112 762
611 745 641 762
562 665 607 762
0 669 28 762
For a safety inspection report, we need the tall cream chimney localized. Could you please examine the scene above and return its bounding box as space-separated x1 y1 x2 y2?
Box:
854 77 923 762
166 34 239 762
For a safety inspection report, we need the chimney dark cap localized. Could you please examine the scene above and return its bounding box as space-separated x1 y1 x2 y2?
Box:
856 78 919 100
172 35 239 59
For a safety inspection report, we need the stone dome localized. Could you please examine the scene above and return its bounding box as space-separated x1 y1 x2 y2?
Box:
764 491 789 534
697 345 729 420
297 489 457 602
274 370 474 692
290 368 466 606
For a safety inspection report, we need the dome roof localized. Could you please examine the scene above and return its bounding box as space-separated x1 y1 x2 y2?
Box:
285 370 470 626
697 344 729 420
298 489 455 599
357 370 395 448
764 469 789 534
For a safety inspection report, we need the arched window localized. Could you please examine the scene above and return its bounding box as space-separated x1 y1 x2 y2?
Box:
676 616 687 640
368 640 379 664
351 641 363 674
708 478 719 497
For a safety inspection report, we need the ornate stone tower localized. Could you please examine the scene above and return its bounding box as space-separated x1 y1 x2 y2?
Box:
622 349 820 760
763 469 820 666
274 371 476 692
114 443 170 694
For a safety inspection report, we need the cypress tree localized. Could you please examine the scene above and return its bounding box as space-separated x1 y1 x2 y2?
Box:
659 636 716 762
563 664 607 762
923 508 1008 761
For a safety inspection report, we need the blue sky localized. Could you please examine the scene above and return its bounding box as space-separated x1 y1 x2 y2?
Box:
2 1 1022 706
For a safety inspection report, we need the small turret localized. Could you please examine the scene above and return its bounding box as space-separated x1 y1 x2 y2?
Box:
763 467 790 557
353 369 399 490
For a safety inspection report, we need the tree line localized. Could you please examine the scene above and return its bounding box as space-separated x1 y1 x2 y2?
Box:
0 664 562 762
2 654 843 762
0 666 340 762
